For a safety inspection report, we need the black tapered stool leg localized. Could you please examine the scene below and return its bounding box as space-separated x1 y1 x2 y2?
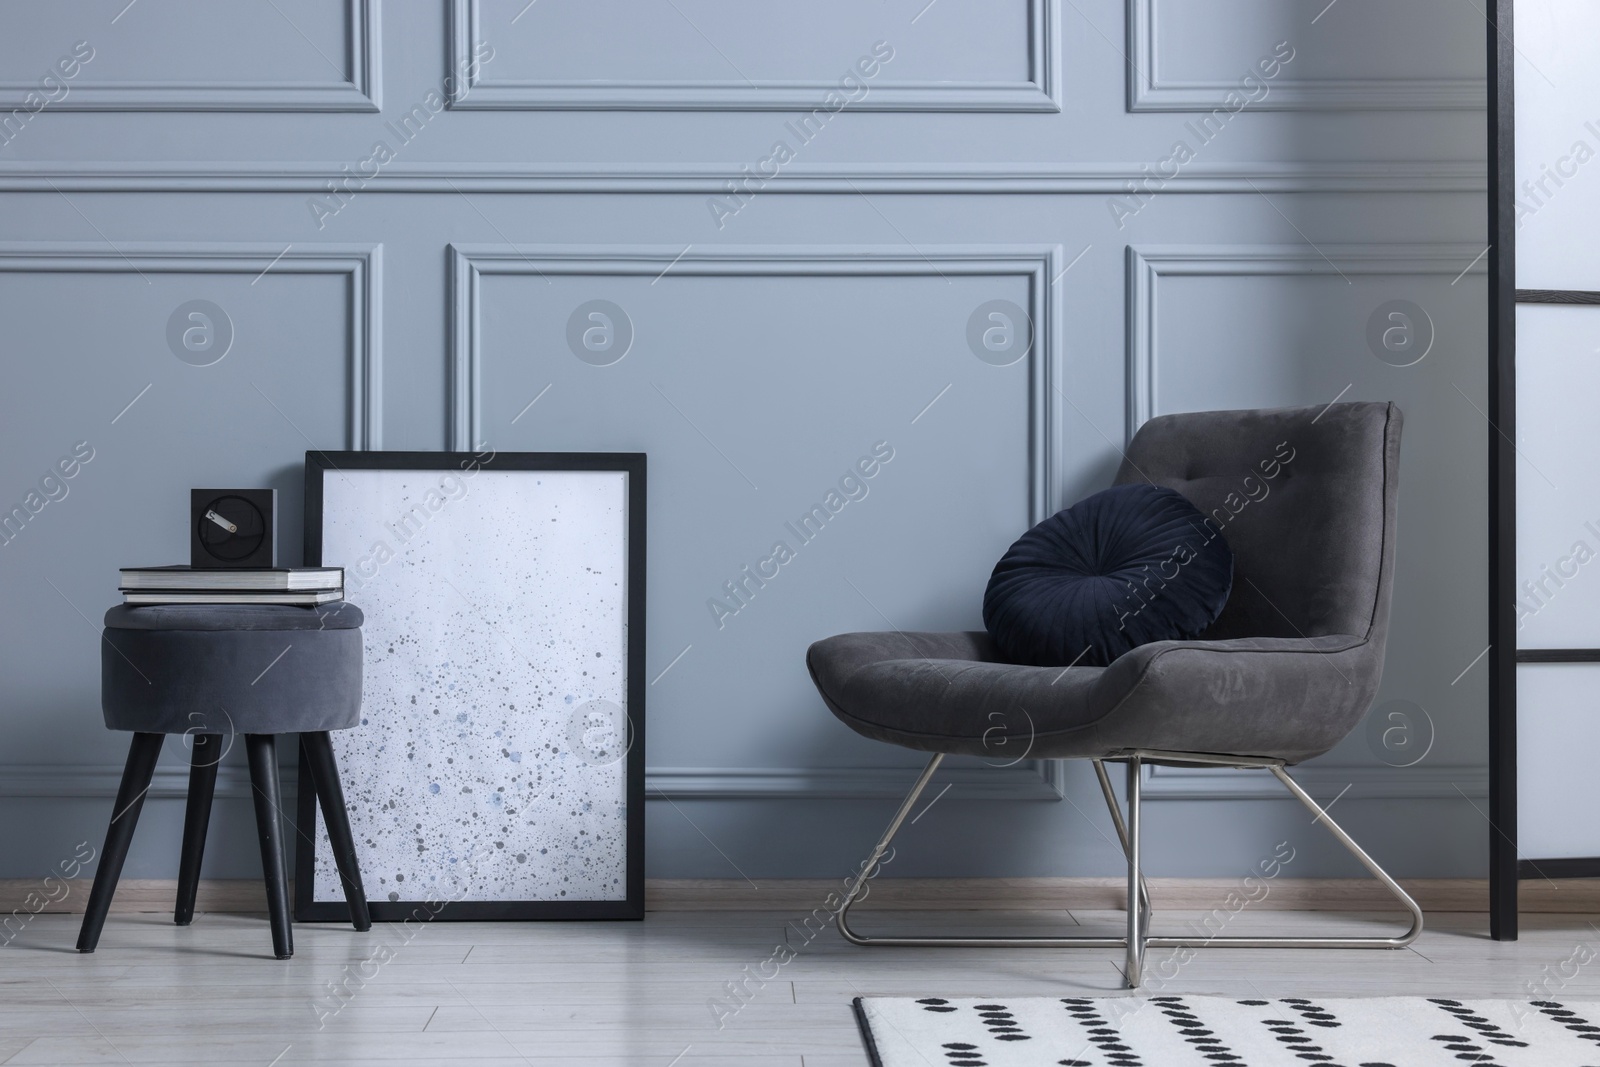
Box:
301 731 372 932
77 732 165 953
174 733 222 926
245 734 293 959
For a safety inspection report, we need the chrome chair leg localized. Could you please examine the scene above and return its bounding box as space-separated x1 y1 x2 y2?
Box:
1124 756 1145 985
834 749 1423 987
1133 755 1423 951
837 753 1124 950
836 752 943 927
1093 758 1152 918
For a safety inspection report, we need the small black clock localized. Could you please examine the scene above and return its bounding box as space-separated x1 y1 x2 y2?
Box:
191 488 276 568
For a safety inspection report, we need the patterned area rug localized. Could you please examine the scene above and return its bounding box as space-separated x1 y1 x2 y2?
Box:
853 995 1600 1066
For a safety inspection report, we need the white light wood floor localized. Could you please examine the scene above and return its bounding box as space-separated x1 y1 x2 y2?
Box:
3 908 1599 1065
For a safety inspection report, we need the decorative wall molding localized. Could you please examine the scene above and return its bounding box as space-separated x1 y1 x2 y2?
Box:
0 243 383 449
0 763 259 800
1125 243 1489 440
449 242 1063 523
0 755 1488 802
450 242 1062 801
1144 761 1489 800
0 161 1487 195
1126 0 1484 112
644 877 1516 912
0 760 1064 802
1120 243 1489 805
0 0 380 112
447 0 1059 112
29 876 1600 915
648 761 1067 801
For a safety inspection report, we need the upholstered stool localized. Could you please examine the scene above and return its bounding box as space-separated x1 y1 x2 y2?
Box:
79 602 371 959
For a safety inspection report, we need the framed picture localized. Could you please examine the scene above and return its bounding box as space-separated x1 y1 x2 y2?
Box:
297 450 645 921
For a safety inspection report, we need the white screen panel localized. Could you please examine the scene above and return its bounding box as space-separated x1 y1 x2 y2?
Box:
1518 663 1600 858
1515 304 1600 648
1514 0 1600 289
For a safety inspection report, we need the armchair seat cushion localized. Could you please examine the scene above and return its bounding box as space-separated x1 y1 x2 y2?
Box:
807 630 1377 764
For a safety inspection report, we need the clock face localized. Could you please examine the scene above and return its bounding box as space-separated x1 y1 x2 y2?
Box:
197 494 266 562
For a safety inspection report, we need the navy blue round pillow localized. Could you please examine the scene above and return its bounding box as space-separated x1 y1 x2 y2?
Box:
982 483 1233 668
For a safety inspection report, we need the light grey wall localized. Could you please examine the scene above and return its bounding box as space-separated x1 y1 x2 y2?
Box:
0 0 1488 885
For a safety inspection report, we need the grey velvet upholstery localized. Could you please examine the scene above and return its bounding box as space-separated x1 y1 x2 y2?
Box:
102 604 364 735
807 402 1402 764
103 602 362 632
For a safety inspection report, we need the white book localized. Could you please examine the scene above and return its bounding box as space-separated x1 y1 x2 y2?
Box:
122 590 345 606
119 566 343 592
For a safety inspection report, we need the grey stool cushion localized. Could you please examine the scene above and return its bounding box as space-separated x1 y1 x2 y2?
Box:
807 402 1402 766
102 603 363 735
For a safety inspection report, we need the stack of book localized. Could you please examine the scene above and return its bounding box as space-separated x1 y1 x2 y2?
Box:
119 566 344 606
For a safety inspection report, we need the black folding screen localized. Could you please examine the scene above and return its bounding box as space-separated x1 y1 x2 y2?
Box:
1488 0 1600 940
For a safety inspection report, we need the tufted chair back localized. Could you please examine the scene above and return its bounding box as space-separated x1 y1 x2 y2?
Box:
1113 402 1402 645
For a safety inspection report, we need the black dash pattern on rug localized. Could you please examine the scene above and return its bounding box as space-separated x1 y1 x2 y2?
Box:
1280 997 1343 1030
1241 998 1404 1067
1428 1032 1505 1066
939 1041 986 1067
864 995 1600 1065
1430 998 1529 1048
1060 996 1141 1067
1154 995 1245 1064
972 1003 1032 1043
1532 1000 1600 1047
1247 999 1346 1066
913 998 1034 1065
1429 997 1530 1063
918 999 990 1067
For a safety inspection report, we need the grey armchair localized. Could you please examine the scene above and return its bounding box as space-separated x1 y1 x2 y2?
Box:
807 402 1420 986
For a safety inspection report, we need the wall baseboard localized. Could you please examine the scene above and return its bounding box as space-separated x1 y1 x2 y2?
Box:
0 161 1487 195
0 879 267 917
644 878 1518 913
6 877 1596 917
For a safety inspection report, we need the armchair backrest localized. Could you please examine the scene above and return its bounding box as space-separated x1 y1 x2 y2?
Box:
1114 402 1402 644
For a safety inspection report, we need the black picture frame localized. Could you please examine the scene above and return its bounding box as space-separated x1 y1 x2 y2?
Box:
297 450 646 922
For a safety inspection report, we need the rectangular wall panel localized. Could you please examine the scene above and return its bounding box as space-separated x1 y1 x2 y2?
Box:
1130 0 1483 110
0 0 377 111
451 245 1062 793
450 0 1057 110
1130 244 1488 791
0 245 376 768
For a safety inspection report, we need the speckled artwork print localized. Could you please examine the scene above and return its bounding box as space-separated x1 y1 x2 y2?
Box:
314 467 629 904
